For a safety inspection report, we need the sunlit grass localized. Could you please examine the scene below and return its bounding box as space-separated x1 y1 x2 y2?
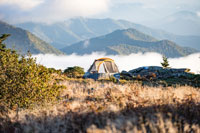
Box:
1 78 200 132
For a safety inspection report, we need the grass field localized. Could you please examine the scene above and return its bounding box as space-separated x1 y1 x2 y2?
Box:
1 77 200 133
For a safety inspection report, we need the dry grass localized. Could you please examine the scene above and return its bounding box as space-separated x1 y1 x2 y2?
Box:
1 79 200 133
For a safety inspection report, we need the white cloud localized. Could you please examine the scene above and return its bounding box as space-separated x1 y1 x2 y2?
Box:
0 0 199 24
113 0 200 11
169 53 200 73
32 52 200 74
40 0 110 22
0 0 43 10
197 11 200 17
1 0 110 23
114 0 199 5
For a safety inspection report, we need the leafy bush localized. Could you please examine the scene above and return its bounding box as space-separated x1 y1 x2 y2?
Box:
48 67 62 74
109 75 118 83
0 34 63 109
64 66 85 78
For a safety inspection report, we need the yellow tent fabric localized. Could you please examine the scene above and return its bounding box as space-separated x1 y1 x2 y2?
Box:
88 58 119 73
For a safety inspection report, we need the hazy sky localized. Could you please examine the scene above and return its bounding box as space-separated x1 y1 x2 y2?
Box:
0 0 200 24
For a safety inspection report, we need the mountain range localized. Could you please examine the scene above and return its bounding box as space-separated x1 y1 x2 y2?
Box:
62 28 198 58
16 18 200 50
0 21 62 55
151 11 200 36
1 17 199 58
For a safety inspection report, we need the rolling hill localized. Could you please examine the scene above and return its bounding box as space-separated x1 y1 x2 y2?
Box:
0 21 63 55
62 29 198 58
16 18 200 50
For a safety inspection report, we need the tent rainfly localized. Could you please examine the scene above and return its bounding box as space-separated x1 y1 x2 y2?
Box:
83 58 120 80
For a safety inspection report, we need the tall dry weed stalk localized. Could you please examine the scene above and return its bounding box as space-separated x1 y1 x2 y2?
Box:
1 80 200 132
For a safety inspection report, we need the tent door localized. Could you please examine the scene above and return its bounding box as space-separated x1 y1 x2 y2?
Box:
103 62 109 73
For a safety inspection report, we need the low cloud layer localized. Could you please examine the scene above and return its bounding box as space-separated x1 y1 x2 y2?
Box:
32 52 200 74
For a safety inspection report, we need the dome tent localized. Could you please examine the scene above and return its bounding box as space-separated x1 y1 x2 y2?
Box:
83 58 119 80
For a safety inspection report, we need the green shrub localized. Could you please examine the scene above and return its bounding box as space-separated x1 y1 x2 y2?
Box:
48 67 62 74
161 56 170 68
109 75 118 83
0 34 63 109
64 66 85 78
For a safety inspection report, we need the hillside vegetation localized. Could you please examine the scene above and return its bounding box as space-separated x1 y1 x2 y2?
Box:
17 18 200 50
62 29 198 57
0 34 64 109
0 21 63 55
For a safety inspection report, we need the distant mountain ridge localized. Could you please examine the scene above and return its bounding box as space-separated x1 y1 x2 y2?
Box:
151 11 200 36
0 21 62 55
62 28 198 58
16 18 200 50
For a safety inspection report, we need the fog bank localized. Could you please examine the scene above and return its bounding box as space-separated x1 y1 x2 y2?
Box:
32 52 200 73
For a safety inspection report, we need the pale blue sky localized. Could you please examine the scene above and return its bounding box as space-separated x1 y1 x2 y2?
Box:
0 0 199 24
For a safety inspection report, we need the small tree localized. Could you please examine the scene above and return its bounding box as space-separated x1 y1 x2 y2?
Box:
161 55 169 68
64 66 85 78
0 34 63 109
